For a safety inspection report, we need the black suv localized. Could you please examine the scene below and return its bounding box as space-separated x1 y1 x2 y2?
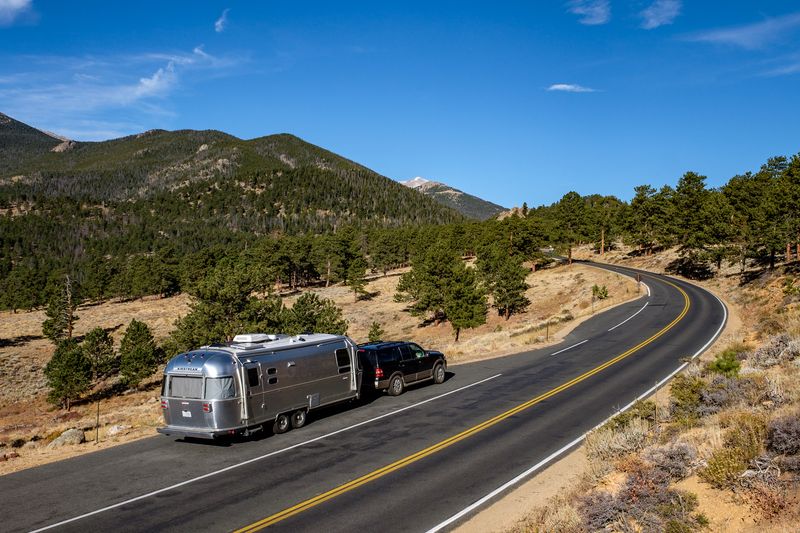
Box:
357 341 447 396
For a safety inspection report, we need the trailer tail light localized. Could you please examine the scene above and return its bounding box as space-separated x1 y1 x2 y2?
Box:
202 403 212 413
160 400 168 409
375 367 384 380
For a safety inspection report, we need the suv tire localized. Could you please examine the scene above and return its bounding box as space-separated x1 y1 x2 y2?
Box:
388 374 404 396
432 363 445 384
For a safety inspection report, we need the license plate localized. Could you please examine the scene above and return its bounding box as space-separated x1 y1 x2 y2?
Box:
181 410 192 418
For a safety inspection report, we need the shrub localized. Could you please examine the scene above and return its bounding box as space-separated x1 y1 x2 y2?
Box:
698 376 739 416
669 375 706 422
613 464 701 532
586 418 651 462
766 413 800 455
705 348 741 377
699 447 748 489
645 441 697 481
605 400 658 432
700 412 767 489
722 411 767 459
743 479 788 519
577 491 621 530
775 454 800 472
749 334 799 368
697 375 767 415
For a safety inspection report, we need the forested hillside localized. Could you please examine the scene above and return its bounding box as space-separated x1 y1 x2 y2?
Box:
1 111 798 317
0 113 463 309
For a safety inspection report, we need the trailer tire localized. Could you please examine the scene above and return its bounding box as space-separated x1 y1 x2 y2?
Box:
432 363 445 384
291 409 307 429
388 374 404 396
273 413 291 434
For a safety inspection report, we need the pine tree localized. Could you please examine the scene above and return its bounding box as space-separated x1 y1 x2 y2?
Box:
346 256 368 301
42 275 79 344
555 191 589 264
119 319 160 388
286 293 348 335
673 172 712 251
368 321 385 342
44 339 92 410
83 327 118 379
444 264 487 341
395 242 459 321
493 256 530 319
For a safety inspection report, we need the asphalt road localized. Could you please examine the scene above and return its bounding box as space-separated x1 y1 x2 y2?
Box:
1 262 726 533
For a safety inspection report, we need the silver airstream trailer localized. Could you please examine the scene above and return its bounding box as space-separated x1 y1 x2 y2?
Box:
157 333 361 439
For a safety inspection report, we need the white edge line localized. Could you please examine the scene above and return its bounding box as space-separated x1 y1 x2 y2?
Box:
30 373 503 533
424 434 586 533
550 339 588 356
608 302 649 332
426 279 728 533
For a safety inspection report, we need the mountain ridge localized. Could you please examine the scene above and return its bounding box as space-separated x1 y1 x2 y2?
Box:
0 113 459 231
401 176 506 220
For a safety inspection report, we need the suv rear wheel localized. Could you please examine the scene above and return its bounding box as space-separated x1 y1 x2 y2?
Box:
388 374 404 396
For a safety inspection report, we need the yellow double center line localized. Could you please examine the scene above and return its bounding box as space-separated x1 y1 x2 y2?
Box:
236 278 690 532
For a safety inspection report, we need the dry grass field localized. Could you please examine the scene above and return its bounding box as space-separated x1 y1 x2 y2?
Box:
0 261 637 474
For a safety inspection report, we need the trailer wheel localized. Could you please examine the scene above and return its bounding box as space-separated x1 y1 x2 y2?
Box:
388 374 404 396
273 413 291 434
291 409 307 429
432 363 445 384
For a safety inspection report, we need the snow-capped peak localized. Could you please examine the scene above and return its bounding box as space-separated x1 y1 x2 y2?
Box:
401 176 430 189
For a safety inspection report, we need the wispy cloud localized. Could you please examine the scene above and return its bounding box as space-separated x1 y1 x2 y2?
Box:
640 0 681 30
0 0 31 26
215 8 229 33
547 83 597 93
567 0 610 26
685 12 800 50
0 46 242 139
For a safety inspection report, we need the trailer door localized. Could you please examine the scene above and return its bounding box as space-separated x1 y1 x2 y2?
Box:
334 347 355 397
244 362 264 421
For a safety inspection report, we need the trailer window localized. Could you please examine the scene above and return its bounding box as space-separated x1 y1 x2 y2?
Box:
247 367 260 387
335 348 351 374
168 376 203 399
205 377 236 399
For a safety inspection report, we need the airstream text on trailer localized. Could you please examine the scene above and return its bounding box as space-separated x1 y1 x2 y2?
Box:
157 333 361 439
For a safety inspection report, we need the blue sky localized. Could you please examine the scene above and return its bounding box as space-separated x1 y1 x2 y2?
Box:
1 1 799 207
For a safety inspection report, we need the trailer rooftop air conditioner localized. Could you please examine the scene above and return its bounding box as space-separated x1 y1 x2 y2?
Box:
232 333 284 344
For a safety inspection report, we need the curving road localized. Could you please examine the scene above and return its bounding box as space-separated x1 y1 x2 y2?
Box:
1 263 726 533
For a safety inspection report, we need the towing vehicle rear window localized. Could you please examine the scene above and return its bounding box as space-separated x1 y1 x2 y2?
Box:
169 376 203 399
205 377 236 399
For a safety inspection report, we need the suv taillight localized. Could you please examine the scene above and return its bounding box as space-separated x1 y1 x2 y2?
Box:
375 367 384 379
202 403 212 413
160 399 168 409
